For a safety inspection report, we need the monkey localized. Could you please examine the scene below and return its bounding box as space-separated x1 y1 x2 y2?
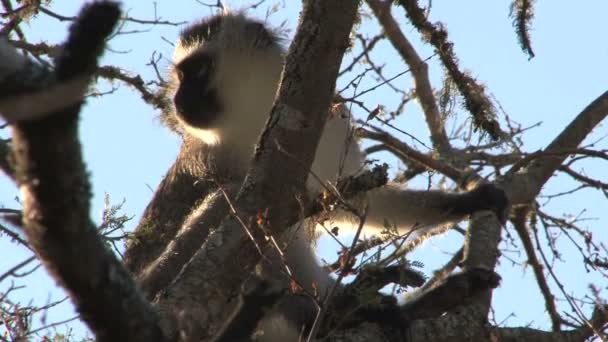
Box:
163 13 508 341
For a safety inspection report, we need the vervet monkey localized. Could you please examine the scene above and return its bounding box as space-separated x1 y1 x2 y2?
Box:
166 13 507 340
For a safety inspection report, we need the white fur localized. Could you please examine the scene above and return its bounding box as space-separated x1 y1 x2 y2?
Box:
173 39 201 68
172 16 283 150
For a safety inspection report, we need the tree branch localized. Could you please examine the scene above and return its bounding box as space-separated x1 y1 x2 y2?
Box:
401 268 501 321
492 303 607 342
153 1 360 340
3 2 166 341
366 0 450 150
509 91 608 203
512 205 562 330
396 0 504 141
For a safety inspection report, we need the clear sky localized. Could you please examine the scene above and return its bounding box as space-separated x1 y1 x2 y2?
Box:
1 0 606 339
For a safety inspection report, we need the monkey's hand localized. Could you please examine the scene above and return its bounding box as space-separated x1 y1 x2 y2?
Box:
466 183 509 224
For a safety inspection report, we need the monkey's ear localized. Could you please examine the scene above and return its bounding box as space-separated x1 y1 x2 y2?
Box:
246 21 265 32
245 21 277 48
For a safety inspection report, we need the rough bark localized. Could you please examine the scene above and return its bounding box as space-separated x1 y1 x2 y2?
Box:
2 2 166 341
153 1 360 340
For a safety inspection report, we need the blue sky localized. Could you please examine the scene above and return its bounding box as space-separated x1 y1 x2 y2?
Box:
1 0 607 338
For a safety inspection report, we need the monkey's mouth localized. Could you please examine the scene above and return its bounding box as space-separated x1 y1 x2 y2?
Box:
173 87 223 128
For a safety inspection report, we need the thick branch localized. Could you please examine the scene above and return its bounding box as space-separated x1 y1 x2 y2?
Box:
401 213 506 341
5 3 165 341
401 268 501 321
509 91 608 203
154 1 360 340
462 213 503 271
411 212 504 342
459 212 503 309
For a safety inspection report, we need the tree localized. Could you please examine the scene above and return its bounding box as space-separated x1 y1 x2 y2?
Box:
1 0 607 341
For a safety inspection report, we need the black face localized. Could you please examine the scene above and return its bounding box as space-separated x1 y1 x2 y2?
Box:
173 51 222 128
172 15 280 130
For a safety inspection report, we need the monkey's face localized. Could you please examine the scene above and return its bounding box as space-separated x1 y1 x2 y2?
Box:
168 14 284 146
173 50 222 129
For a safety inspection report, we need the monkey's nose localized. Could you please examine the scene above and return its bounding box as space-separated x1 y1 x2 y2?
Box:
173 85 196 118
172 84 222 127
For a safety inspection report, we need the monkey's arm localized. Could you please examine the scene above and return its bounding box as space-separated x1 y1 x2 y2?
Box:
333 183 509 235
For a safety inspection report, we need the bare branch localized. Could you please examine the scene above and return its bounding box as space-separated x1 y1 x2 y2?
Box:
0 221 28 249
558 165 608 190
511 205 562 330
97 65 167 110
509 91 608 203
491 304 608 341
396 0 505 141
366 0 450 149
357 127 465 182
0 256 35 283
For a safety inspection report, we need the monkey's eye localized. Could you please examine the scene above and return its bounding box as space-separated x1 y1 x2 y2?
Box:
176 52 213 85
195 64 209 80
